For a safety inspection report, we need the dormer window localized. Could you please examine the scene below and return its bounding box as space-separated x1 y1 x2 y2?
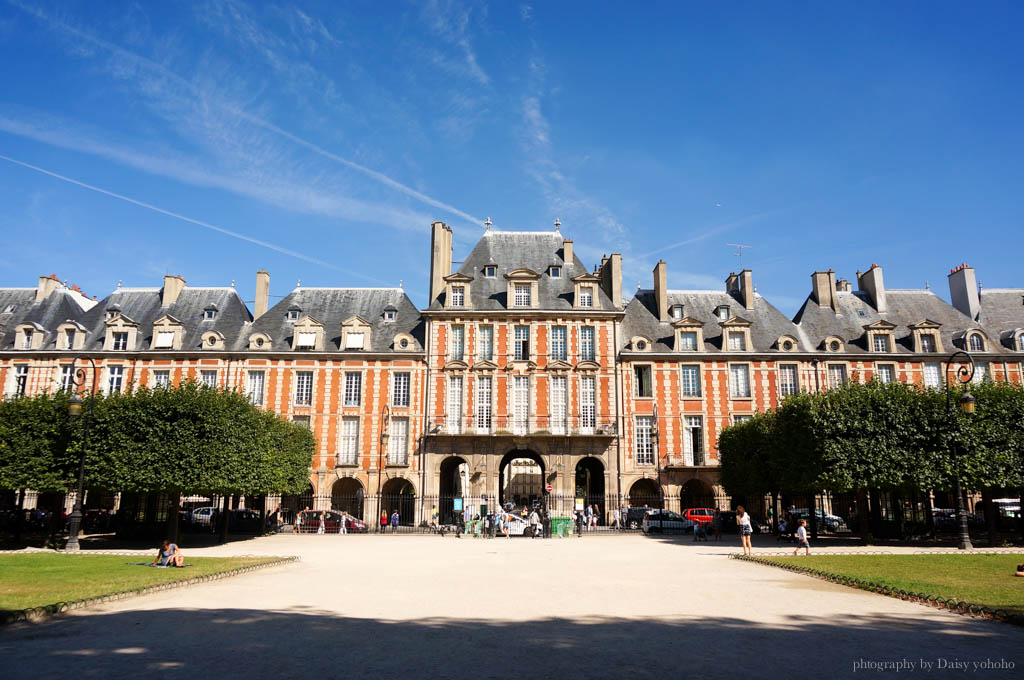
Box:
1017 332 1024 352
451 286 465 307
921 334 936 352
22 329 33 350
514 284 531 307
344 332 365 350
872 335 890 352
727 332 746 351
106 310 118 321
63 329 75 350
484 266 496 278
153 331 175 349
296 331 317 349
2 305 14 314
967 332 985 352
287 307 301 321
670 305 684 320
112 332 128 351
549 266 561 278
384 311 396 322
203 308 217 320
578 286 593 308
716 306 730 321
678 331 697 351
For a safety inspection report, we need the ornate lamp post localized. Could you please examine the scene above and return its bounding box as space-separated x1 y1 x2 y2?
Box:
652 403 664 509
375 404 391 532
944 350 976 551
65 356 98 552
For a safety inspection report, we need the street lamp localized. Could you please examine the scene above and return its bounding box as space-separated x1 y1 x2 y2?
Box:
375 404 391 532
944 350 975 551
65 356 98 552
652 403 664 509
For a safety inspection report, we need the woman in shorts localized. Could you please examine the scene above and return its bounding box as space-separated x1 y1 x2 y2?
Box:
735 505 753 556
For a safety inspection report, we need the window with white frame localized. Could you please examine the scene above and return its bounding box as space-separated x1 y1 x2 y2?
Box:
578 286 593 307
732 415 753 425
153 370 170 388
287 309 300 321
550 376 567 434
727 331 746 351
514 325 530 361
64 329 76 350
478 325 493 360
388 417 409 465
450 325 465 361
450 286 465 307
684 416 704 465
779 365 799 397
671 305 683 320
681 365 701 397
292 415 310 429
60 365 74 392
828 364 847 389
968 333 984 352
635 416 654 465
1018 334 1024 351
873 334 891 352
550 266 560 278
14 365 28 396
717 306 729 320
512 376 529 434
678 331 698 351
876 364 895 384
514 283 531 307
343 332 364 350
730 364 751 398
247 371 265 405
484 265 496 278
108 366 124 394
204 309 216 320
580 376 596 433
580 326 595 361
973 363 987 384
200 370 217 388
338 417 359 465
923 363 941 389
634 365 653 398
112 332 128 351
294 371 313 406
384 309 396 322
392 372 410 407
22 329 33 350
447 376 463 433
344 372 362 406
920 333 937 352
475 376 492 432
551 326 567 361
154 331 175 349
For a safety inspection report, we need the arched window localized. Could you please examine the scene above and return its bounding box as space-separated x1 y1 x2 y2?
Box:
968 333 984 352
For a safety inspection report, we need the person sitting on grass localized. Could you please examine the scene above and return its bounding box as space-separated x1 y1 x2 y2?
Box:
153 540 184 567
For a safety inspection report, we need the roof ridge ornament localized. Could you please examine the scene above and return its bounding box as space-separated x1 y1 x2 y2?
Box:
484 217 492 231
554 217 561 232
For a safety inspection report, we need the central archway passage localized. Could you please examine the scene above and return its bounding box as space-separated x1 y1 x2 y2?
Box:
575 457 606 524
438 456 469 524
628 479 663 509
498 450 545 509
331 478 365 520
381 478 416 527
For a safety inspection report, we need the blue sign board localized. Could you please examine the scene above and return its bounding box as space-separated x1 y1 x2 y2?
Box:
453 498 464 511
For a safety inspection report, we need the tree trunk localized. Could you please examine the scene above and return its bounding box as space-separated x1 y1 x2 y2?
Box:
14 489 25 545
857 489 873 544
981 489 999 547
808 492 819 540
166 492 181 545
924 490 935 538
257 496 267 537
1018 488 1024 544
868 488 883 541
218 494 230 544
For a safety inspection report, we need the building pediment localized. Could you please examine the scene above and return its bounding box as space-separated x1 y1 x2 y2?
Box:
470 359 498 371
504 268 541 280
862 320 897 331
719 316 753 328
340 315 369 328
443 272 474 283
547 359 574 371
909 319 942 330
506 360 537 371
153 314 183 326
575 360 601 372
106 313 137 327
571 272 600 283
443 359 469 371
671 316 705 329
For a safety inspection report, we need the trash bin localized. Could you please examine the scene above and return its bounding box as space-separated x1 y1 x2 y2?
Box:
549 517 572 538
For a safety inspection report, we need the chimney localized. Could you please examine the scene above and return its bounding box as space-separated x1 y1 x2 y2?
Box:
740 269 754 310
947 263 980 320
836 279 852 293
36 275 61 303
254 269 270 320
857 264 887 313
653 260 668 322
600 253 623 309
725 272 739 295
162 274 186 306
429 221 453 303
562 239 573 267
811 270 839 313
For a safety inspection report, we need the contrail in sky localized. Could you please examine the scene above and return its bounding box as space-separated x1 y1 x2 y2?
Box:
0 153 386 283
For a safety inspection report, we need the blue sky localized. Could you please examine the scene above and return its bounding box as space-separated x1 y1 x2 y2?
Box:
1 1 1021 314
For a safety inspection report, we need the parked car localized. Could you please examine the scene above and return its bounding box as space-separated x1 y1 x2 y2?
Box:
229 509 262 532
296 510 369 534
623 507 655 530
716 510 763 534
681 507 716 526
788 508 847 533
932 509 985 532
642 510 696 535
189 506 217 527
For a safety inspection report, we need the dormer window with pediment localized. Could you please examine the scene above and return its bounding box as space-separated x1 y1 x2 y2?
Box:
105 304 121 322
909 320 943 353
15 323 45 350
505 269 541 309
444 273 473 310
56 321 87 351
864 320 897 353
292 315 325 351
248 332 272 350
104 313 138 352
150 315 184 350
719 316 753 352
340 315 370 351
672 317 705 351
572 272 600 309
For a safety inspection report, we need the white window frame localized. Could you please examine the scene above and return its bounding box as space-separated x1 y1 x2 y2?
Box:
338 417 359 465
60 365 74 392
447 376 464 434
450 286 465 307
112 332 129 351
484 265 496 278
512 376 530 435
294 371 313 406
920 333 937 353
551 326 567 361
200 370 218 388
152 370 170 388
514 283 531 307
580 326 595 361
634 364 653 398
968 333 985 352
778 364 799 397
514 325 530 361
343 372 362 406
635 416 654 466
727 331 746 351
388 417 409 465
108 365 124 394
678 331 698 351
450 325 465 361
477 325 493 361
876 364 895 384
14 365 28 396
550 266 561 278
828 364 847 389
550 376 567 435
872 334 890 353
729 364 751 398
343 332 364 350
578 286 593 307
392 372 410 407
923 363 941 389
680 364 701 398
683 415 704 466
247 371 265 406
22 330 33 350
580 376 596 434
475 376 492 433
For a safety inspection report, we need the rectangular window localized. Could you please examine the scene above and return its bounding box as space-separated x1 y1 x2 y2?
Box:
343 332 363 349
388 417 409 465
634 365 653 398
22 330 33 349
392 372 410 407
294 371 313 406
154 331 174 349
64 329 75 350
550 376 567 434
450 286 465 307
923 363 941 388
578 287 593 307
14 365 28 396
580 376 596 434
112 332 128 351
680 365 701 397
514 326 530 361
551 326 567 361
732 415 753 424
678 331 697 351
828 364 847 389
730 364 751 398
484 266 496 278
477 325 493 361
635 416 654 466
153 370 170 388
512 376 530 434
514 283 531 307
779 365 799 397
344 372 362 406
684 416 704 466
247 371 265 406
447 376 463 434
920 334 936 352
450 325 465 361
873 334 890 353
60 365 74 392
580 326 595 361
728 332 746 351
876 364 895 384
292 415 310 429
108 366 124 394
338 417 359 465
475 376 492 433
972 363 987 384
200 370 218 388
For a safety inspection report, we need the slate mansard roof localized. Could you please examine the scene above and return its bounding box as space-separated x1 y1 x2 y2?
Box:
0 286 95 350
978 289 1024 350
428 231 616 312
245 287 424 353
620 289 802 353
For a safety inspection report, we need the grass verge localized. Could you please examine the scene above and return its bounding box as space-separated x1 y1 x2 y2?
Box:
0 553 287 616
744 553 1024 621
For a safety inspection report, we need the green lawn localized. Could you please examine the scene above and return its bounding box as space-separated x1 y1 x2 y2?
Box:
768 554 1024 616
0 553 279 612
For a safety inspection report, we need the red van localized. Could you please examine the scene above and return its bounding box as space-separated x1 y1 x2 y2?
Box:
682 507 716 526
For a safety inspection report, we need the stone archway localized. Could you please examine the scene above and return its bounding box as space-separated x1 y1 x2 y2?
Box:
498 450 545 509
680 478 716 512
381 477 416 527
438 456 469 524
331 478 365 520
575 457 605 523
628 479 663 509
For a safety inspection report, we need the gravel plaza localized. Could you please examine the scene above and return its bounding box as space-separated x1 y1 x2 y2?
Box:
2 534 1020 679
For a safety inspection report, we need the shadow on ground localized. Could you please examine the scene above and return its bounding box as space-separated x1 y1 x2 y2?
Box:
1 608 1018 678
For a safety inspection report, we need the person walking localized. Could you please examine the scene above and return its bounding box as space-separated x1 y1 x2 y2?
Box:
390 510 399 533
736 505 753 555
613 507 621 529
379 509 388 534
593 503 601 529
793 519 811 556
501 512 510 538
585 504 593 532
338 512 348 535
712 509 723 541
317 510 326 535
529 508 540 538
575 509 584 537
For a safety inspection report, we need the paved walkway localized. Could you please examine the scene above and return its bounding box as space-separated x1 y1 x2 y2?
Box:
2 535 1020 678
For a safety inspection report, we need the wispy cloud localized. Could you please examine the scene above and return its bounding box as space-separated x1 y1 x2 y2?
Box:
420 0 490 86
637 211 777 259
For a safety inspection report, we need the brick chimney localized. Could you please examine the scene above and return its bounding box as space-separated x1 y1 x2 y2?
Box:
254 269 270 320
811 270 839 313
162 274 186 306
740 269 754 310
600 253 623 309
653 260 668 322
857 264 887 313
947 263 980 320
36 274 61 303
562 239 573 267
429 221 453 303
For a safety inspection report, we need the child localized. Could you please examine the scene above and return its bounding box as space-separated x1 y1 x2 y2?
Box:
793 519 810 556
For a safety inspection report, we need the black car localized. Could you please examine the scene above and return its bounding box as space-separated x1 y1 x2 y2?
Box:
623 507 655 530
716 511 762 534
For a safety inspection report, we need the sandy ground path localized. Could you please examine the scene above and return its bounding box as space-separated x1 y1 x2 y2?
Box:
2 535 1020 679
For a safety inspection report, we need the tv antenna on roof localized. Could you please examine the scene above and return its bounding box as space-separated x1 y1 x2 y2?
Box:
727 243 752 269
